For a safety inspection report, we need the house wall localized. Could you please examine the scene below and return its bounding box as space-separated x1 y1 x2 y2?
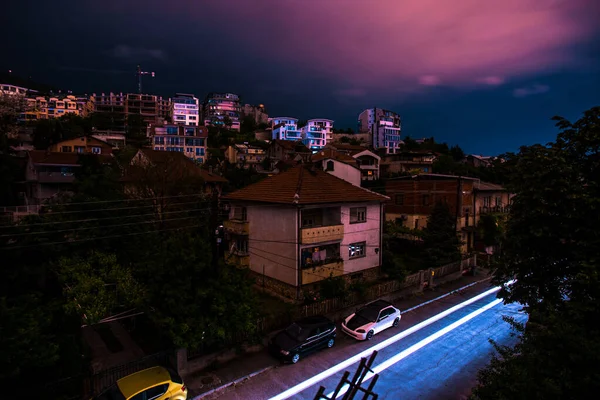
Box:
246 205 298 287
340 202 382 274
49 137 113 154
323 160 361 187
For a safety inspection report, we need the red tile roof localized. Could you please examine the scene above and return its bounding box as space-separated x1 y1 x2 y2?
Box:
271 139 311 153
28 150 113 166
223 164 388 204
477 181 505 191
311 148 357 165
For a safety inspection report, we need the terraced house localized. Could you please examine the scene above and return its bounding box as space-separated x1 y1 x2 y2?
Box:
223 165 389 300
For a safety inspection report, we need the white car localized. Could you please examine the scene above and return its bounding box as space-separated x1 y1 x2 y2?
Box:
342 299 401 340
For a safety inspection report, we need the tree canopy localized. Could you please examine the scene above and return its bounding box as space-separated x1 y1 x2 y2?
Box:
422 201 462 268
471 106 600 399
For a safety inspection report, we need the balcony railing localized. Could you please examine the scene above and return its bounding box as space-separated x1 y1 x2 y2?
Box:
479 206 510 214
224 219 249 235
302 260 344 285
301 224 344 245
227 252 250 268
37 172 76 183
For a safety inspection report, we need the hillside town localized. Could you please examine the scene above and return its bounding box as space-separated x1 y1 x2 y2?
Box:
1 74 597 400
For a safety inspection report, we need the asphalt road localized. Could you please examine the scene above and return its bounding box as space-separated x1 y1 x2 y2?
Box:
210 282 527 400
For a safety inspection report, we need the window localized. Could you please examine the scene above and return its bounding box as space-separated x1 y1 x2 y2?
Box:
61 146 72 152
350 207 366 224
325 160 334 171
233 206 247 221
415 219 420 229
74 146 84 153
378 308 394 321
91 146 101 154
483 196 492 207
349 242 366 259
394 194 404 205
146 384 169 400
235 237 248 254
422 194 430 206
495 197 502 206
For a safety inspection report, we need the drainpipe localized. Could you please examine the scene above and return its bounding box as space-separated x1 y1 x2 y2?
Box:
379 202 384 268
455 176 462 230
296 206 302 301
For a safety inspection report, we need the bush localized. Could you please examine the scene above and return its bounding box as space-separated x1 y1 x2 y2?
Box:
319 275 348 300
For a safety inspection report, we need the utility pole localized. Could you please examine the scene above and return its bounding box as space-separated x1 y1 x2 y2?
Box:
136 65 155 94
211 188 221 272
313 351 380 400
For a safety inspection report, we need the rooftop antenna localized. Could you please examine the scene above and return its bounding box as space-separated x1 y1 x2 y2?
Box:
136 65 155 94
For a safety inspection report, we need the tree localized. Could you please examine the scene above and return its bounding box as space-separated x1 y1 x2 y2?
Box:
477 214 504 247
450 144 465 161
471 107 600 398
421 201 462 268
0 93 27 149
240 115 257 134
58 251 144 324
223 115 233 130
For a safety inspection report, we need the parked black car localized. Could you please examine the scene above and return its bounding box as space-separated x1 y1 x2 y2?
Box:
268 316 336 364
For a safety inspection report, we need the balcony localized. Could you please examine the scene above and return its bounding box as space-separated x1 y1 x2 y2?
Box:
301 224 344 245
37 171 76 184
224 219 249 235
479 206 510 214
302 260 344 285
227 252 250 268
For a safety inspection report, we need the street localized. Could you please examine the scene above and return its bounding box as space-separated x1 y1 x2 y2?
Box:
208 283 526 400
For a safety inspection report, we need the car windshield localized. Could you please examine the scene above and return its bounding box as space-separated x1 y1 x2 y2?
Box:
285 323 308 341
356 306 380 322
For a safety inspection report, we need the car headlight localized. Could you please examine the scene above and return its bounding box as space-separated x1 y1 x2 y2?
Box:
280 349 289 355
356 329 365 333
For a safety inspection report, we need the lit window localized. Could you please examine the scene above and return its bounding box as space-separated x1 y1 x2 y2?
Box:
348 242 366 259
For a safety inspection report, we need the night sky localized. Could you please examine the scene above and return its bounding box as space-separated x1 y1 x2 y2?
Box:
2 0 599 155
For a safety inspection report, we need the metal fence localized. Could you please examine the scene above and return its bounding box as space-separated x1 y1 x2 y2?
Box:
83 350 174 398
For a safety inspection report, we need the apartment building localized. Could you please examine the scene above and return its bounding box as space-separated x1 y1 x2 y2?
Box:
241 104 269 126
203 92 241 131
266 139 311 165
358 108 402 154
380 151 436 176
126 93 170 126
88 92 127 131
148 123 208 163
301 118 332 151
223 165 389 300
0 84 31 96
225 143 266 168
171 93 200 126
271 117 303 141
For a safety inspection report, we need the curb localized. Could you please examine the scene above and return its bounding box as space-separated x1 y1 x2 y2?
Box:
191 273 492 399
402 274 493 314
192 365 276 399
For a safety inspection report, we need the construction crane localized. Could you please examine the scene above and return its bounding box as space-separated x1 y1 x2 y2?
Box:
135 65 155 94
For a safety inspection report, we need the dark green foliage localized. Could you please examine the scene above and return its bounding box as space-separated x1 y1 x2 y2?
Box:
319 275 348 300
472 107 600 399
422 201 462 268
477 214 504 247
381 250 408 281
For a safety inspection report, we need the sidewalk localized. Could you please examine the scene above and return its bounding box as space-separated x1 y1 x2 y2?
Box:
185 268 492 399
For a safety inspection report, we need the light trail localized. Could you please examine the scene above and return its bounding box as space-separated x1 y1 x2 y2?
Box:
326 298 503 398
268 281 514 400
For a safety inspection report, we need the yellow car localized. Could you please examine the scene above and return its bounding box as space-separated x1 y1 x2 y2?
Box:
95 366 188 400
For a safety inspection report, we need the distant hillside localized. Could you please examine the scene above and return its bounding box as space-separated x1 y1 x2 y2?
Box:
0 72 62 94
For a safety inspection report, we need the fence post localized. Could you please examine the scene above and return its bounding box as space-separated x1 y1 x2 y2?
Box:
428 268 434 287
418 270 425 290
473 252 477 267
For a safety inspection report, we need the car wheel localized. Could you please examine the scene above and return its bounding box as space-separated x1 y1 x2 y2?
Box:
366 330 374 340
291 353 300 364
327 338 335 348
393 317 400 327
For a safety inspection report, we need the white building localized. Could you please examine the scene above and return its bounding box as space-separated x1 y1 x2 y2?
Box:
171 93 200 126
0 84 32 96
312 148 362 187
358 108 402 154
270 117 303 141
223 165 388 300
301 118 332 151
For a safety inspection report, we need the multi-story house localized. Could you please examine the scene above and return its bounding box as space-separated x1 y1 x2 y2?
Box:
148 123 207 163
203 92 241 131
384 174 511 252
301 118 331 151
223 165 389 300
225 144 266 168
241 104 269 126
25 150 113 205
126 93 170 126
270 117 303 141
324 144 381 182
358 108 402 154
171 93 200 126
46 96 80 119
48 136 114 155
266 139 311 165
380 151 436 176
311 149 361 187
